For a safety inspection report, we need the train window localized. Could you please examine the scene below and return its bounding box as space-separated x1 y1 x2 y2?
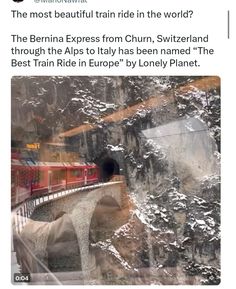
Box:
32 170 44 184
87 168 97 176
36 171 39 182
71 169 83 178
51 169 66 183
11 170 15 185
60 170 66 179
19 169 31 186
39 171 44 182
19 170 25 181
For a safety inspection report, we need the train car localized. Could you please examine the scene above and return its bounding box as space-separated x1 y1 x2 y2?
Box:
11 159 33 207
86 164 100 185
66 162 100 189
29 162 66 196
66 163 85 189
11 158 100 207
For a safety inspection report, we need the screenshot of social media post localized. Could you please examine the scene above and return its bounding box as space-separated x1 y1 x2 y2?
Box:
1 0 234 286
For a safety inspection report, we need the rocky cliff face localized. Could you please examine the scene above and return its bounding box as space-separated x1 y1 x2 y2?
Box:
12 76 220 284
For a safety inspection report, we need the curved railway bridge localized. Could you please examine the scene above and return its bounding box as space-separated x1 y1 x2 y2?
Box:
12 175 130 284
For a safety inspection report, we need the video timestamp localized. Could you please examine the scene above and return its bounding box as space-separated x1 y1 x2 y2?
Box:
14 273 31 283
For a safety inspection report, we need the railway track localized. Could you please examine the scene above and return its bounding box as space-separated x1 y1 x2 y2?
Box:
12 181 121 234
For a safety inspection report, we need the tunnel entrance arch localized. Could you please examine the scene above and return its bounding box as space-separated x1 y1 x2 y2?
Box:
100 158 120 181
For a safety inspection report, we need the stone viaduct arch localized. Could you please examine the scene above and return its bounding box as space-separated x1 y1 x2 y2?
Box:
69 181 123 278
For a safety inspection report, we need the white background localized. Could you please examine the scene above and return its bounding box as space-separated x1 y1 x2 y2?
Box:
0 0 235 288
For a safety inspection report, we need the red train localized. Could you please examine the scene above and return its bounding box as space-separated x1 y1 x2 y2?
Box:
11 158 100 207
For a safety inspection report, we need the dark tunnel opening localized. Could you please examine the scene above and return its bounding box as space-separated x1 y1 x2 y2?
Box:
100 158 120 181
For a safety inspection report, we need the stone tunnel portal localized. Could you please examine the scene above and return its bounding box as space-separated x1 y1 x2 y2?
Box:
100 158 120 182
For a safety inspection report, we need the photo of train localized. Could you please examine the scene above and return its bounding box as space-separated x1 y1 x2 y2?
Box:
11 76 221 285
11 155 100 207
